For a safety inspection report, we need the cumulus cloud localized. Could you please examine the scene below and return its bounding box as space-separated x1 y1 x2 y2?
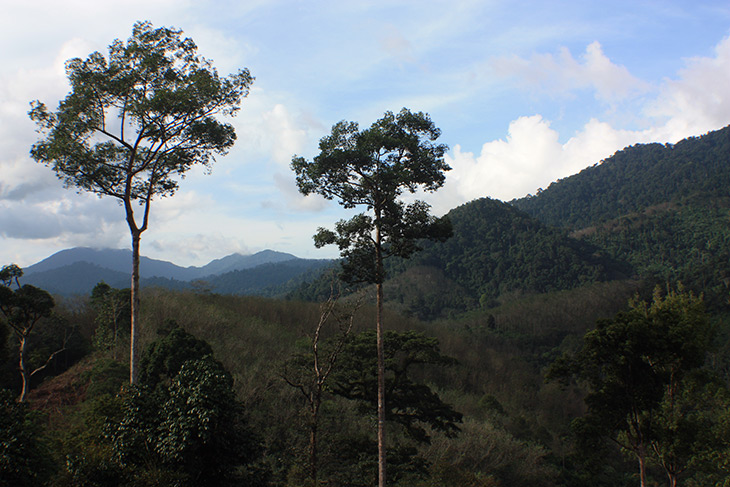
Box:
646 35 730 141
427 115 648 209
492 41 650 102
428 34 730 210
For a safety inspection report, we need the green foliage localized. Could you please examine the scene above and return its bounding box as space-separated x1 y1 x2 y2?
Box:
29 21 253 203
0 264 23 288
136 325 213 390
549 286 725 484
0 388 53 487
332 330 463 443
107 330 263 486
0 283 55 331
579 198 730 311
29 20 255 385
419 419 557 487
291 108 452 285
0 268 58 400
404 198 626 307
90 282 131 354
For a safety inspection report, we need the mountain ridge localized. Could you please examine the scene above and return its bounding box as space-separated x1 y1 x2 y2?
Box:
24 247 300 281
21 247 331 297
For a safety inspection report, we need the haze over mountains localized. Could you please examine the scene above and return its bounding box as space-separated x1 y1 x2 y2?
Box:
22 248 332 297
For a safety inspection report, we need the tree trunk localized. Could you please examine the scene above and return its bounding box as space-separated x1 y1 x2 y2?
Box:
130 230 141 384
667 472 678 487
376 280 386 487
375 220 386 487
310 400 319 484
18 336 28 402
639 451 647 487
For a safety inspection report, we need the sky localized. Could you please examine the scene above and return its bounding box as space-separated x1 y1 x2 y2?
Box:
2 0 730 268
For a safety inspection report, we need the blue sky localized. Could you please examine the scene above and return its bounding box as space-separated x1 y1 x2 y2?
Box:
2 0 730 267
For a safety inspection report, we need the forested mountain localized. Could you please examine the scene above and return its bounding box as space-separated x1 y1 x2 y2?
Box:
5 125 730 487
512 124 730 228
294 198 630 318
509 125 730 309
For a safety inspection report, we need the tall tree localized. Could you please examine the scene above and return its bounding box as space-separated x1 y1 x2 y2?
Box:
549 286 716 487
29 21 253 384
291 108 452 486
331 330 463 445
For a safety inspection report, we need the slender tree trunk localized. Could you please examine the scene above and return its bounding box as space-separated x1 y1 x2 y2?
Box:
18 336 28 402
638 451 647 487
376 280 386 487
310 399 319 484
375 221 386 487
130 230 141 384
667 472 678 487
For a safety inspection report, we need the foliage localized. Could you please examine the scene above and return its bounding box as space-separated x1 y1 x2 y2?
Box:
90 282 131 355
513 125 730 229
404 197 627 309
578 197 730 311
292 108 452 485
107 331 263 486
136 324 213 390
549 286 725 486
291 108 452 286
29 20 254 384
419 419 557 487
29 20 253 203
331 330 463 443
0 388 53 487
0 265 58 401
292 197 628 319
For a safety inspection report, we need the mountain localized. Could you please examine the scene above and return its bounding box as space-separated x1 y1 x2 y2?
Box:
511 125 730 229
22 248 330 297
510 125 730 309
293 198 629 319
195 250 297 277
294 125 730 318
24 247 300 281
24 248 191 281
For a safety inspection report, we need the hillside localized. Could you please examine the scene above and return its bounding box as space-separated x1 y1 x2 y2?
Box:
293 198 629 319
24 247 300 281
6 125 730 487
292 125 730 319
512 124 730 228
510 125 730 309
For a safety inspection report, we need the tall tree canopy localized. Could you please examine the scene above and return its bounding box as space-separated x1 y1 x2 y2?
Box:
29 21 254 384
291 108 452 486
549 286 722 487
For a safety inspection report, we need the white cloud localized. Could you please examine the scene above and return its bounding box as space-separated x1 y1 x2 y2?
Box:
434 115 639 205
491 41 650 102
429 34 730 210
646 35 730 141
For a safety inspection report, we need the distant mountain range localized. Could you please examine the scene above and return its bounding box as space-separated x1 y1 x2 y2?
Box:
22 248 332 297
